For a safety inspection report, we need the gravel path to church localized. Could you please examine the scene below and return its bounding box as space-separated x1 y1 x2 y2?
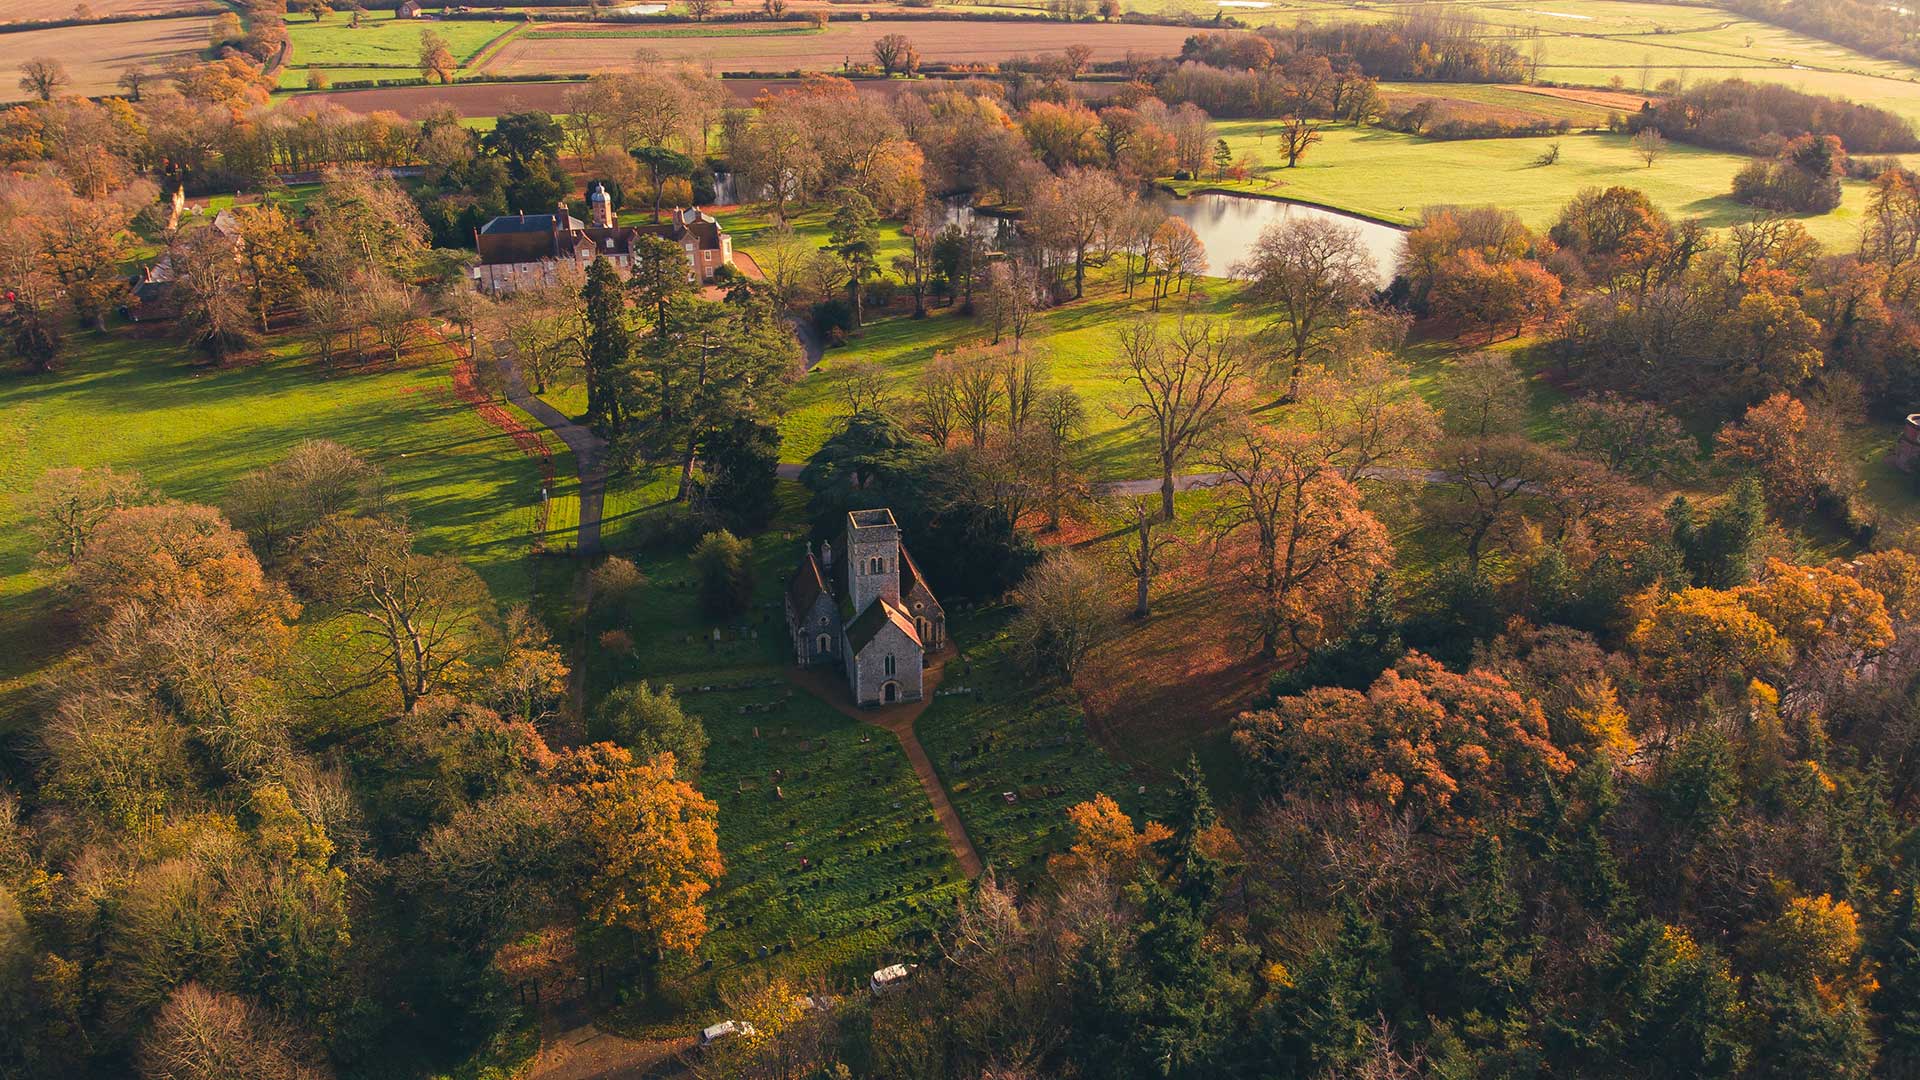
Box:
785 651 985 879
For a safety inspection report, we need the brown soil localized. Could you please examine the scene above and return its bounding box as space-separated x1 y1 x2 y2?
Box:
528 1021 691 1080
1500 82 1657 111
0 0 210 21
480 20 1193 76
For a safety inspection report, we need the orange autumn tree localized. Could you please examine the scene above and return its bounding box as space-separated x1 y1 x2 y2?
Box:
1233 652 1572 834
1714 393 1843 511
1632 561 1895 714
1736 560 1893 661
1049 793 1173 883
72 502 292 623
1744 893 1879 1007
557 745 723 958
1629 586 1791 703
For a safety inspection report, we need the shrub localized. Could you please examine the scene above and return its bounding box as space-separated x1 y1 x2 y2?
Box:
588 556 646 611
691 529 754 620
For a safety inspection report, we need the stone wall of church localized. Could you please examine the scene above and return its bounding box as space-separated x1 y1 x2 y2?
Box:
848 619 923 705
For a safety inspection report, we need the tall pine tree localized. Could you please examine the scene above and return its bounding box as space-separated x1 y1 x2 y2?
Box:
582 256 631 437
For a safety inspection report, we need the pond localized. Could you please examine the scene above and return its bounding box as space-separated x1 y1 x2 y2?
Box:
1148 190 1407 286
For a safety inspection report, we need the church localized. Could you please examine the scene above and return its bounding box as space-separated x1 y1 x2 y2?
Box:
784 508 946 706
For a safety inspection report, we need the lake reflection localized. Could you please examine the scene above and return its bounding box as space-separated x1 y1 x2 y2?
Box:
1149 191 1405 285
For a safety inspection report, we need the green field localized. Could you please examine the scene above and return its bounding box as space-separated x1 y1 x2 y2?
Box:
1193 124 1899 249
280 65 428 89
286 16 516 69
0 331 553 725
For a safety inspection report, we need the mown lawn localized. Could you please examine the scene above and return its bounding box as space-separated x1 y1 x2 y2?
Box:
0 330 551 730
766 264 1246 478
1196 125 1899 249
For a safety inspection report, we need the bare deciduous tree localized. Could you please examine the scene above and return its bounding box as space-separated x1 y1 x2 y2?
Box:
1232 216 1376 401
28 466 152 567
1203 419 1391 658
1113 493 1176 618
18 58 68 102
1008 549 1113 681
832 359 891 415
1112 316 1250 520
139 983 328 1080
294 516 490 710
913 355 961 447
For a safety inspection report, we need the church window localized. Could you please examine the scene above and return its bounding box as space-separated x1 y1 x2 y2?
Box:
884 654 896 676
869 556 884 575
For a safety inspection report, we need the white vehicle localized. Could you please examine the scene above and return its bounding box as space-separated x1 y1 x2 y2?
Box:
699 1019 756 1047
869 963 915 993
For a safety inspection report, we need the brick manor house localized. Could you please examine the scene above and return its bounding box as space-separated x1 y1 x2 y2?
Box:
785 509 947 706
471 182 733 295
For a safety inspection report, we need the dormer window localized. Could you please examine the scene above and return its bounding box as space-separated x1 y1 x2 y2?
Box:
603 237 613 250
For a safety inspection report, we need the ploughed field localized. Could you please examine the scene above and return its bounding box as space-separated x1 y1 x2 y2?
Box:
476 19 1195 74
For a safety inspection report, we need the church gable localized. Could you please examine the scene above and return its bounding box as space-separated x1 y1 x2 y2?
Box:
846 597 923 706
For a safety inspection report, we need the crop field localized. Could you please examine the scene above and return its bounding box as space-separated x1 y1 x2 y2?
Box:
0 15 213 101
1081 0 1920 121
1377 80 1619 126
525 24 821 40
477 19 1196 75
0 0 213 19
286 17 517 69
1194 124 1906 250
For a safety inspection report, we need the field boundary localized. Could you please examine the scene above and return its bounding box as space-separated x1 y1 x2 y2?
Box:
466 18 530 73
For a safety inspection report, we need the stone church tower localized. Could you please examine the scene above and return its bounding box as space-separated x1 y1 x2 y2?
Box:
845 508 901 614
783 506 945 707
